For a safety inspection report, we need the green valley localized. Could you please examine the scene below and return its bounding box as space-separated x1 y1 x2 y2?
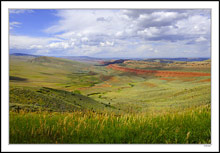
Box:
9 55 211 144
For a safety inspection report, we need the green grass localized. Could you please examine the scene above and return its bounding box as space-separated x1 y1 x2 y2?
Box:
9 56 106 91
85 75 211 113
9 104 210 144
9 86 115 113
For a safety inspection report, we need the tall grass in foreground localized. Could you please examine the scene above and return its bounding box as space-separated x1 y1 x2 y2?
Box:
10 105 211 144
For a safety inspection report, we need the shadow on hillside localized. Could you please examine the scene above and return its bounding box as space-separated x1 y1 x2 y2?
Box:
10 76 28 81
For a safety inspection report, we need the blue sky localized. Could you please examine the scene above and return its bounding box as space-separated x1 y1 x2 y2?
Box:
9 9 211 58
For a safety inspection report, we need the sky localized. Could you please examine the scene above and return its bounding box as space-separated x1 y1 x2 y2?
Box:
9 9 211 58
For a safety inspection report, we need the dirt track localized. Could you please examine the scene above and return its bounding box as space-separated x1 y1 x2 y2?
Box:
107 64 211 77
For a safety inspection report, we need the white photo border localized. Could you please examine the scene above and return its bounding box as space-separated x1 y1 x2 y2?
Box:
1 1 219 152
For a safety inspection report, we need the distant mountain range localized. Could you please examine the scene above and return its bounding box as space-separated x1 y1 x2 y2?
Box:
145 58 210 62
10 53 41 57
98 59 129 66
59 56 103 61
10 53 210 62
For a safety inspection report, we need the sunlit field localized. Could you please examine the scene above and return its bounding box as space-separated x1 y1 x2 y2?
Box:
10 105 210 144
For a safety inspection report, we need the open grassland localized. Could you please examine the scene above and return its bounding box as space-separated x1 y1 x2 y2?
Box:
10 56 110 91
107 64 210 77
122 60 211 73
9 104 210 144
9 56 211 144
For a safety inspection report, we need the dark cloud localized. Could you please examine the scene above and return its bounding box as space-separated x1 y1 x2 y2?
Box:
122 10 156 18
123 9 210 19
122 10 211 44
147 35 187 42
185 41 196 45
96 17 107 22
96 17 112 22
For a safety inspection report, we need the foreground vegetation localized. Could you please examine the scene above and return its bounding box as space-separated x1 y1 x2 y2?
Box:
10 104 210 144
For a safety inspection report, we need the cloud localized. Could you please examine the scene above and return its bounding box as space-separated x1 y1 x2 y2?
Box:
47 41 71 49
175 15 210 35
44 10 125 36
10 9 211 57
81 37 89 42
139 45 153 51
100 41 114 47
9 9 34 14
96 17 111 22
29 44 43 49
195 36 207 42
55 31 75 39
137 27 160 37
9 21 22 29
136 11 187 29
10 35 61 50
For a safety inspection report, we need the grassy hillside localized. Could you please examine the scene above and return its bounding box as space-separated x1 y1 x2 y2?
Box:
9 55 211 113
10 56 106 91
9 56 118 113
122 60 211 73
9 87 114 113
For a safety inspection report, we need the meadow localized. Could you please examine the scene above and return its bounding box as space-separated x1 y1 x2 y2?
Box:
10 104 210 144
9 55 211 144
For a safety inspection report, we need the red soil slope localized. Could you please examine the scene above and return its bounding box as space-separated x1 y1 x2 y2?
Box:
197 78 211 82
107 64 211 77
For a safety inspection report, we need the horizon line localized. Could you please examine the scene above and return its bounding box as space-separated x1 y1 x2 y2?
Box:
10 53 211 59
